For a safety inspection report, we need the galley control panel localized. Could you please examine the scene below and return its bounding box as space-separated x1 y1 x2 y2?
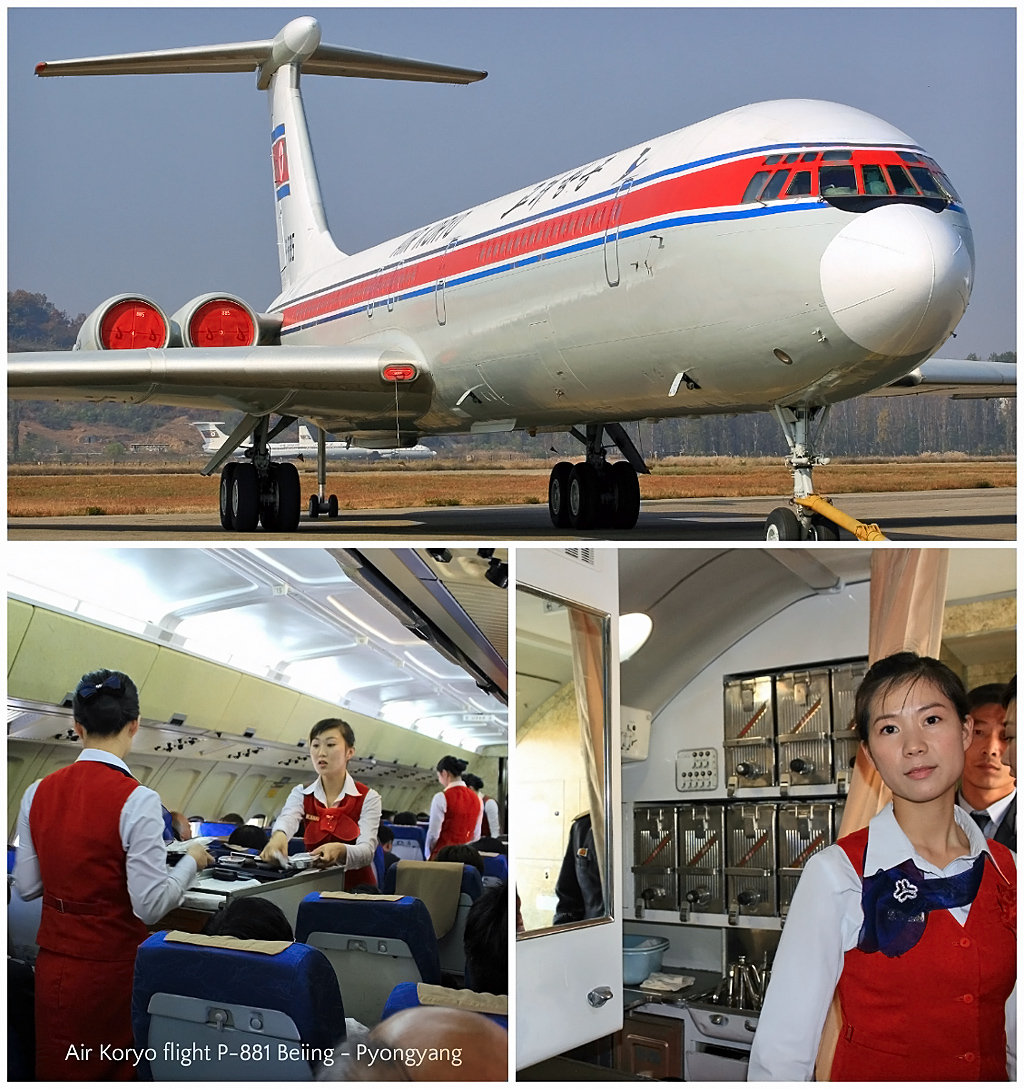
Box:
676 747 718 791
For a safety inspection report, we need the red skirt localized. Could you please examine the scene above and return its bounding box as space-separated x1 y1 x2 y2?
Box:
35 949 138 1080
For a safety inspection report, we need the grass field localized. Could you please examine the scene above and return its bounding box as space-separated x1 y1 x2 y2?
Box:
7 458 1015 517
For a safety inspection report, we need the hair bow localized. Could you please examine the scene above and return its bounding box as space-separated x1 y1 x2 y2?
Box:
76 674 124 702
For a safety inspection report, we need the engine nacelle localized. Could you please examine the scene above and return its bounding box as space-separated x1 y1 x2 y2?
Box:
74 294 171 351
169 294 283 347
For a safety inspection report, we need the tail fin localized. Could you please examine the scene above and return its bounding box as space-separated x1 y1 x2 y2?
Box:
298 424 314 445
191 422 229 451
35 17 486 298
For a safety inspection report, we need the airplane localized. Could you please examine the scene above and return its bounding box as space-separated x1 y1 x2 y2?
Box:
516 545 1016 1073
192 422 436 462
8 545 509 1078
8 17 1015 539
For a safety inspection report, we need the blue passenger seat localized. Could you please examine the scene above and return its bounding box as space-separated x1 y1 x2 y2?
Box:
131 930 344 1080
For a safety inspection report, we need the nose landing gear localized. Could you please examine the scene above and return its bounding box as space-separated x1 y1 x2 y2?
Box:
764 405 886 542
306 424 338 520
547 422 647 531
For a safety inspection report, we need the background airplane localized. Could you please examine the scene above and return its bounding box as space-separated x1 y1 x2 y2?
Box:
192 422 436 461
8 14 1014 539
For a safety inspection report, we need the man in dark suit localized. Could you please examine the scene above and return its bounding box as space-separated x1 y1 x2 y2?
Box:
553 812 605 925
957 683 1016 851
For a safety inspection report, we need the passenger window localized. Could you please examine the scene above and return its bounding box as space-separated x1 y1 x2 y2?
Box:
821 150 853 162
885 165 920 196
819 166 857 195
860 165 891 196
763 154 784 165
761 171 791 201
741 170 772 203
784 153 800 164
908 167 943 197
801 152 819 163
785 171 812 197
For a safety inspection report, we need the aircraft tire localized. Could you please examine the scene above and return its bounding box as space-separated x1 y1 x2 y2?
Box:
219 463 237 530
810 514 840 541
260 465 282 531
327 495 339 519
231 463 260 532
568 463 599 530
765 506 803 541
275 462 301 532
548 462 574 528
610 461 641 529
308 494 320 519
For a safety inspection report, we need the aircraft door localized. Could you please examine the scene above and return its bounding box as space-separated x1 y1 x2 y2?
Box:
435 240 459 326
517 548 622 1070
604 177 634 287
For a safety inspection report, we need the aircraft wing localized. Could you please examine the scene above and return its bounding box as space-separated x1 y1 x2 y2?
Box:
866 358 1015 399
8 345 432 422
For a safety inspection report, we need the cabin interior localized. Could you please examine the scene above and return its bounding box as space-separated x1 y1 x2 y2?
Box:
8 545 508 1079
517 545 1015 1080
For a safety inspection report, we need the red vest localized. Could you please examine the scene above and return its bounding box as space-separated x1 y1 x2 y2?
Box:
430 783 482 859
302 779 377 889
831 827 1016 1082
29 759 149 961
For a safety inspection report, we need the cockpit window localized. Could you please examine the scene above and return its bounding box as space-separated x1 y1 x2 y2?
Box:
741 170 772 202
860 165 892 195
761 170 791 201
819 166 857 195
885 164 919 196
785 171 812 197
783 153 801 164
801 152 819 163
822 150 853 161
936 172 960 201
908 167 943 198
763 154 784 165
897 151 923 163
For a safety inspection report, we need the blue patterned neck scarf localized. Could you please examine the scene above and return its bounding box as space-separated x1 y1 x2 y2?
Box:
859 854 986 957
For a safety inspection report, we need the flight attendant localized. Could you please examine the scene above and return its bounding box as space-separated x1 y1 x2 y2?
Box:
426 756 482 859
261 718 381 888
14 669 212 1080
749 653 1016 1081
465 772 501 838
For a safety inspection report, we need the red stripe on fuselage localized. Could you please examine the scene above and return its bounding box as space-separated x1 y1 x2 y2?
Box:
280 147 923 330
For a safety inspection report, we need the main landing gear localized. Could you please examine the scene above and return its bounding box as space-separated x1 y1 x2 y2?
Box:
215 415 301 533
307 424 339 520
548 423 646 531
764 406 886 542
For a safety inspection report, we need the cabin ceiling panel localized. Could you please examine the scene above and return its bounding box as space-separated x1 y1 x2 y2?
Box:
214 674 303 741
9 608 160 706
142 646 242 729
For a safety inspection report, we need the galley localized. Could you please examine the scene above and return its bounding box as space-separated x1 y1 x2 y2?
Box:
517 546 1016 1081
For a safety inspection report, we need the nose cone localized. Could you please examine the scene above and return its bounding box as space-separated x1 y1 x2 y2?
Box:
820 205 973 356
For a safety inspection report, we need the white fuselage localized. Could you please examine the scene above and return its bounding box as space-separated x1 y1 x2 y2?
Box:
268 99 973 439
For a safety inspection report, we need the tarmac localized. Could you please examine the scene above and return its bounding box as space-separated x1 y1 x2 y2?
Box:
7 488 1015 543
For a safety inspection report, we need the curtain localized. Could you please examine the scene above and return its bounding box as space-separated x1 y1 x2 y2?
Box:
568 607 608 886
815 548 949 1079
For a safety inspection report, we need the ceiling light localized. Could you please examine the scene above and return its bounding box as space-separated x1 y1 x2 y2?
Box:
619 613 653 662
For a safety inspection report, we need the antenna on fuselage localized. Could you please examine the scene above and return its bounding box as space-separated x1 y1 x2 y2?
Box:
35 17 487 296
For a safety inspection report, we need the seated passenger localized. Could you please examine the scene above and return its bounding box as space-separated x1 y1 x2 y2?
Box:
203 895 294 942
220 812 245 826
170 811 192 841
378 825 401 872
464 884 507 996
13 669 213 1080
436 843 485 876
392 811 419 826
227 824 269 850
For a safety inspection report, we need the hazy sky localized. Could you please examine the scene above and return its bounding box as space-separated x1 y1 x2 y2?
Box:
8 7 1015 357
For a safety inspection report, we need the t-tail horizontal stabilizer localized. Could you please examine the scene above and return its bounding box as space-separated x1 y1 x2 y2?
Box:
35 17 487 296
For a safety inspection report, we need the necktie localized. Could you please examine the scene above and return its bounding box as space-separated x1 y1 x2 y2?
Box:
970 810 990 834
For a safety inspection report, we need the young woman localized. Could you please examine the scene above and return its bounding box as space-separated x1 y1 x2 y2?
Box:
425 755 482 859
749 652 1016 1082
14 669 213 1080
465 772 502 838
261 718 381 888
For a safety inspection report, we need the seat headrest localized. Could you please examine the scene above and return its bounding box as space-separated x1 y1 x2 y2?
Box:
164 930 291 955
390 861 463 938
